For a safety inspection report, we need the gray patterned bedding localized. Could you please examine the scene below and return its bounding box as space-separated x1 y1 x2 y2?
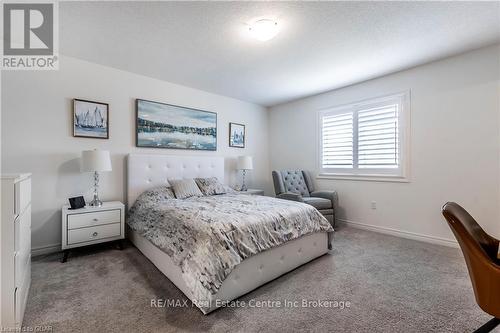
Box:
127 189 333 306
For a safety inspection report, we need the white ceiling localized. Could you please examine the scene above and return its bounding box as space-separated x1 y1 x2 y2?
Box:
60 1 500 107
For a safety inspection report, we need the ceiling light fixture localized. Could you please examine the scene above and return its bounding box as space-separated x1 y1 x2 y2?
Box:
248 19 279 42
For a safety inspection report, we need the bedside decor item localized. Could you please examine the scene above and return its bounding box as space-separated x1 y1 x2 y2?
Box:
68 196 86 209
237 156 253 191
61 201 125 262
81 149 112 207
229 122 245 148
73 99 109 139
136 99 217 151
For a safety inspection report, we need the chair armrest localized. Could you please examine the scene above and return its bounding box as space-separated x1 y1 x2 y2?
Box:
310 191 338 208
277 192 304 202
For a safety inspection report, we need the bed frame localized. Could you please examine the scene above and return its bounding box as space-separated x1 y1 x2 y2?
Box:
127 153 329 314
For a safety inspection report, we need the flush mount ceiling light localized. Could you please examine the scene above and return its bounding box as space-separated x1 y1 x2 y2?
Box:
248 19 279 42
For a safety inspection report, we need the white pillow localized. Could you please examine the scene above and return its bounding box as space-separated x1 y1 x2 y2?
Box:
169 178 203 199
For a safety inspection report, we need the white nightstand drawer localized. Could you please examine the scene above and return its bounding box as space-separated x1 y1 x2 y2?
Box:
15 177 31 215
15 207 31 289
14 287 20 326
67 209 121 230
68 223 121 245
14 264 30 328
15 253 31 289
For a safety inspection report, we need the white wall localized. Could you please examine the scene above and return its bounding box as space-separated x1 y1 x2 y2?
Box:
1 56 271 254
269 44 500 243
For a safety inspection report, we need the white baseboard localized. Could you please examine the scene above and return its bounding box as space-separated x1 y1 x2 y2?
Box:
338 218 458 248
32 243 61 257
30 221 457 256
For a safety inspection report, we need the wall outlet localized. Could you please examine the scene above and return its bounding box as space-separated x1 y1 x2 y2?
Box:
371 201 377 210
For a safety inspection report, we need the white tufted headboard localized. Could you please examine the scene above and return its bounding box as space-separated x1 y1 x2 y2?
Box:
127 153 224 207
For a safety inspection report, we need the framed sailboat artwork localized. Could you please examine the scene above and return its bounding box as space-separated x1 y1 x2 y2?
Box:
73 99 109 139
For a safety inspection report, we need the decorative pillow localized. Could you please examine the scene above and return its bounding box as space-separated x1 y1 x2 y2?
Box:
194 177 226 196
136 186 175 204
222 185 237 194
169 178 203 199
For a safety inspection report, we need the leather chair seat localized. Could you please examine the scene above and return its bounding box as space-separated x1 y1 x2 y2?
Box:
442 202 500 332
302 197 332 210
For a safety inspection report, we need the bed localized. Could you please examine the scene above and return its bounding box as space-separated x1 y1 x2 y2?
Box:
126 153 333 314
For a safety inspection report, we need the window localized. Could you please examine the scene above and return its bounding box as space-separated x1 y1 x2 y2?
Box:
318 91 410 181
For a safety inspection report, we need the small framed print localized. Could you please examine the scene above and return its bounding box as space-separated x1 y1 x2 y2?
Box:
229 122 245 148
73 99 109 139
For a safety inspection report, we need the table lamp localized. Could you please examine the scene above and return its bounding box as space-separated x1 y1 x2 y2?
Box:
81 149 112 207
237 156 253 191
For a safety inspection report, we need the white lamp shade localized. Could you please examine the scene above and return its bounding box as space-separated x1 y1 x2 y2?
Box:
81 150 112 172
237 156 253 170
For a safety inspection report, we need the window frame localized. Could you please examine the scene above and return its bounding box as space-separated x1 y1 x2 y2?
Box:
317 91 411 182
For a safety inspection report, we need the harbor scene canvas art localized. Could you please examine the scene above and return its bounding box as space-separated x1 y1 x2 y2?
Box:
73 99 109 139
136 99 217 150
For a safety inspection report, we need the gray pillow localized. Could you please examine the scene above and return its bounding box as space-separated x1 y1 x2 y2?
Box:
195 177 226 196
222 185 237 194
169 178 203 199
137 186 175 203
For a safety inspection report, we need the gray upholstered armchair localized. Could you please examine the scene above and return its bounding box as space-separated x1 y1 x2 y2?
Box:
272 170 337 227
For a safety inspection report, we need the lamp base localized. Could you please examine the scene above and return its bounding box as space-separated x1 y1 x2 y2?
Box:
88 196 103 207
241 169 248 192
89 171 103 207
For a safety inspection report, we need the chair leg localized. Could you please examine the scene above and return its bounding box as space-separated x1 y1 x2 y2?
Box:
473 317 500 333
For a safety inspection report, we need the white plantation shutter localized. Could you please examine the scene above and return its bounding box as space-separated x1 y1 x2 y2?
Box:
321 112 353 168
358 104 398 168
319 92 409 179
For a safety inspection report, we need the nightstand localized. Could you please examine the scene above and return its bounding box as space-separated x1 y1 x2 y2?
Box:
61 201 125 262
240 189 264 196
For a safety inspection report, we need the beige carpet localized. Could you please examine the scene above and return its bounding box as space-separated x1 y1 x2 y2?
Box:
24 225 496 333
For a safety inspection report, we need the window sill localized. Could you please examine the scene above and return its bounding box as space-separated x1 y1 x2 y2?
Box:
317 173 410 183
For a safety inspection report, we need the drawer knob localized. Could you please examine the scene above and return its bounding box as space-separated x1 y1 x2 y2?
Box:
93 218 99 222
92 232 98 237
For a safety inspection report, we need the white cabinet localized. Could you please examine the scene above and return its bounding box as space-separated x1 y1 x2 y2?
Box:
61 201 125 262
1 173 31 330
